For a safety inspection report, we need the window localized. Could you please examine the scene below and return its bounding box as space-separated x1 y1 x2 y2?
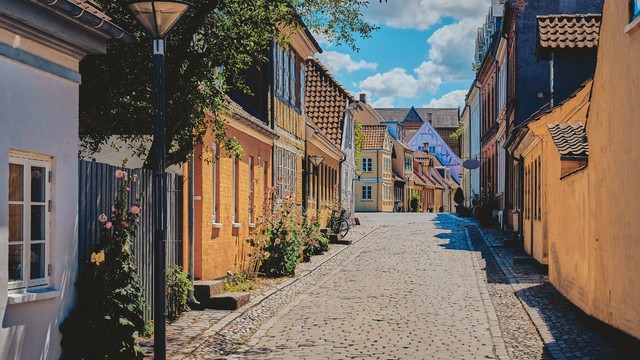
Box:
428 146 436 154
361 185 372 200
404 156 412 172
275 147 297 197
232 157 239 223
8 154 51 290
633 0 640 20
362 158 373 172
274 44 304 112
212 144 219 223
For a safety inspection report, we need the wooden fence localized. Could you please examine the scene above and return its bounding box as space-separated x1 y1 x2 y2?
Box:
78 160 183 320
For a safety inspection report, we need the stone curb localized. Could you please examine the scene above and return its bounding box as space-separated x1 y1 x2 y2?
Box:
174 225 380 355
469 221 568 360
462 225 509 360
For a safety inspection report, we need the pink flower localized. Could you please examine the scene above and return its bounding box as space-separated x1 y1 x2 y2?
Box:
111 205 117 212
122 171 128 181
115 170 124 179
105 222 113 229
131 174 138 182
295 226 301 232
263 251 270 259
122 221 129 228
130 205 141 215
274 238 281 245
98 214 107 223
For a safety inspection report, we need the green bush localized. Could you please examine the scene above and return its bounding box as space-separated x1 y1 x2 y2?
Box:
166 265 193 323
223 271 254 293
60 170 146 359
410 192 421 212
302 214 330 262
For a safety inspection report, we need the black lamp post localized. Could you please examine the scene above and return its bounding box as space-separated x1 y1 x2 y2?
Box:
128 2 190 359
309 155 325 211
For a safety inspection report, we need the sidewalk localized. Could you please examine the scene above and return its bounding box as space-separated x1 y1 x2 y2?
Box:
458 215 635 359
141 214 379 358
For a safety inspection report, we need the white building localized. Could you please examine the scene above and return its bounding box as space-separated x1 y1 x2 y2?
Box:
0 1 131 358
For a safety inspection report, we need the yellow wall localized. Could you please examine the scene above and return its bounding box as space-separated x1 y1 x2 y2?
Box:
355 148 394 212
521 142 547 264
562 1 640 339
189 118 273 280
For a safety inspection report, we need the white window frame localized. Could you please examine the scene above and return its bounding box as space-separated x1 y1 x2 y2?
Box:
212 144 219 224
8 153 51 290
361 185 372 200
232 157 239 224
362 157 373 172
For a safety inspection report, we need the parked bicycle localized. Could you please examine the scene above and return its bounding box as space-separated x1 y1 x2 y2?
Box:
328 208 349 238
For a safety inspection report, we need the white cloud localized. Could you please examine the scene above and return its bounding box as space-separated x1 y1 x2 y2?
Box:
370 96 395 108
425 89 467 109
364 0 489 30
356 17 479 100
311 30 333 49
316 51 378 74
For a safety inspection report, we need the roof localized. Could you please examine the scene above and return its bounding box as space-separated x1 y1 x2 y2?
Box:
375 108 459 128
305 58 356 147
362 125 388 149
359 102 386 123
547 122 588 158
220 95 278 138
537 14 601 53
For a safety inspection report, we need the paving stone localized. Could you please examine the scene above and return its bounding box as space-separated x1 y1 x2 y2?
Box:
209 292 250 310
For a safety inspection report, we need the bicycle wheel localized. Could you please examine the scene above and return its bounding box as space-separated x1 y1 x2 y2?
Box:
339 219 349 238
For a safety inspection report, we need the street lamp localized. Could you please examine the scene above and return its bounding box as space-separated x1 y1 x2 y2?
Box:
354 168 364 180
128 2 190 359
309 155 325 210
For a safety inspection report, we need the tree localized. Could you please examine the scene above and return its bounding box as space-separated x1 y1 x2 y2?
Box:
454 188 464 205
80 0 387 168
353 119 365 163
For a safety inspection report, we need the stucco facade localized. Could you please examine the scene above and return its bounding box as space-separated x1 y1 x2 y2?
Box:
0 1 130 358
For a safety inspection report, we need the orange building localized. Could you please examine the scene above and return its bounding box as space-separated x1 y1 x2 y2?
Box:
186 100 277 280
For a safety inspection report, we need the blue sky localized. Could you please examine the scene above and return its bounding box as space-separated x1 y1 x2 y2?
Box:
314 0 493 109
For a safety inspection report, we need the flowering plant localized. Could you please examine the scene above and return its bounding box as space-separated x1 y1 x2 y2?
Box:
61 169 146 359
247 189 304 277
301 214 329 262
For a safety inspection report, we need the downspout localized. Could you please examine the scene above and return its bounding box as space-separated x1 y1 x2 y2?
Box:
269 40 277 189
549 52 555 108
338 156 346 210
518 155 524 245
187 157 199 305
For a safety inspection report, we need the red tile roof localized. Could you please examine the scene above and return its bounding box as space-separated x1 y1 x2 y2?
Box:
362 125 387 149
537 14 601 51
305 58 356 147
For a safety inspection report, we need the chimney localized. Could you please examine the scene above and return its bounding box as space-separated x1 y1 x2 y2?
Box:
359 93 367 103
423 142 429 153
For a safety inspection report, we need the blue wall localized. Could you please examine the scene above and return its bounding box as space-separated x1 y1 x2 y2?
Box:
512 0 603 124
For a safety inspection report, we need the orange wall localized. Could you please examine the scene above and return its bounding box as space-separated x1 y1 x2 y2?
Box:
188 121 273 280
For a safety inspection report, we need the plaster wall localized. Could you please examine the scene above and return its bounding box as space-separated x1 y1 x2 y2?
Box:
0 54 78 360
577 0 640 339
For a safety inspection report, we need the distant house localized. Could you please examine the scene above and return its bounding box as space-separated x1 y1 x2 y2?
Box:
375 107 461 157
355 125 394 212
0 1 131 358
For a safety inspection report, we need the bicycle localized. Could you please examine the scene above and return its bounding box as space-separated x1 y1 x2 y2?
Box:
328 208 349 238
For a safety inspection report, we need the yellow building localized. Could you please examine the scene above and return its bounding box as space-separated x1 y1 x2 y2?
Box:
355 125 394 212
186 100 277 280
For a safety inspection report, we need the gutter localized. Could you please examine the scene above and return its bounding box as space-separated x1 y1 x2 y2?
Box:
34 0 134 43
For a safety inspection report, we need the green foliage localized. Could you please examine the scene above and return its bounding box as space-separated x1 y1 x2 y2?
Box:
223 271 254 293
301 214 330 262
454 188 464 205
166 265 194 323
354 118 365 163
248 191 304 277
60 170 146 359
410 192 421 212
79 0 387 168
473 194 498 227
450 121 464 140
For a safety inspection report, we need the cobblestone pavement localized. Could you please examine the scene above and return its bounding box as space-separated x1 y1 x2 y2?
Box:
231 213 504 359
146 212 636 359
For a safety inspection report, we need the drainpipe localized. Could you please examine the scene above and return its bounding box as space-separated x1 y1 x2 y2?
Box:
517 155 524 245
187 157 199 305
549 52 555 108
269 40 277 190
338 155 346 210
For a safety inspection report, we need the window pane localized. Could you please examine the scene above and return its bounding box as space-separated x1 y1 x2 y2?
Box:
635 0 640 18
9 163 23 201
9 204 23 241
31 166 46 202
30 243 45 279
31 205 46 240
8 244 22 282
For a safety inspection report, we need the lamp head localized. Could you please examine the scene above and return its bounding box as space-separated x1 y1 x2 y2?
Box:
128 1 190 38
309 155 325 169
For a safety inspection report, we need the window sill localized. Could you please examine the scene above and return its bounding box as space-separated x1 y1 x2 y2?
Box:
249 223 257 229
232 222 242 228
361 199 373 202
625 16 640 33
212 222 223 229
8 288 60 305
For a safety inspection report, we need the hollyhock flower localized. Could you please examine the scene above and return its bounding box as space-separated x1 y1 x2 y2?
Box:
122 221 129 228
263 251 270 259
115 169 124 179
122 171 128 181
130 205 141 215
91 250 105 265
105 222 113 230
274 238 281 245
98 214 108 223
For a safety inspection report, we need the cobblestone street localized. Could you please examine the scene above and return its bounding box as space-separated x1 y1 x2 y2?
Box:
154 213 634 359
